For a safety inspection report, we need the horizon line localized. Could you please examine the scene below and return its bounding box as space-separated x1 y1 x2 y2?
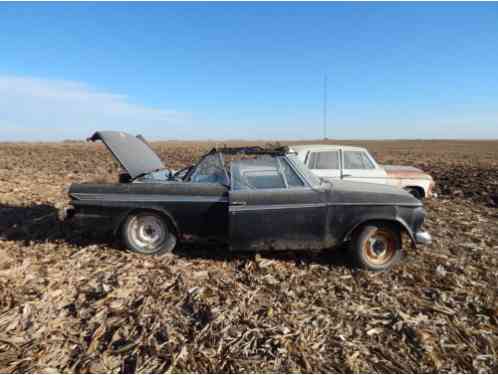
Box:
1 137 497 144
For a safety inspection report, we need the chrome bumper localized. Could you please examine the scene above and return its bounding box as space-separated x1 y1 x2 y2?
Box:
415 231 432 245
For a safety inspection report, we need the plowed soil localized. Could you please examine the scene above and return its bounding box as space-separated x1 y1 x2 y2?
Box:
0 139 497 373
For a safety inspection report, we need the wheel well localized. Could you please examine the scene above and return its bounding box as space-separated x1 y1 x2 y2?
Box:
404 186 425 198
115 208 180 238
347 219 413 245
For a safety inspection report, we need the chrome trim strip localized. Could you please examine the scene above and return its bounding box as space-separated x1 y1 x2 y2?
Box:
329 202 421 207
230 202 327 212
72 193 420 208
230 201 420 212
71 193 228 203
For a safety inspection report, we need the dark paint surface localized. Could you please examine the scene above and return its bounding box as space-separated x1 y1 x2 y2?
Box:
69 172 425 251
70 182 229 238
229 187 328 251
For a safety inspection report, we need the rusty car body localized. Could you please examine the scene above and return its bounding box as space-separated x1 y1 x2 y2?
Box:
66 131 432 271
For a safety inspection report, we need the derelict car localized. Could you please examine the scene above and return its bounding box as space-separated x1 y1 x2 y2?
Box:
66 131 432 271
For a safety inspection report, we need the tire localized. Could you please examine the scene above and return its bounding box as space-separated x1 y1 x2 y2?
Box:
350 223 402 271
405 187 424 200
121 211 177 255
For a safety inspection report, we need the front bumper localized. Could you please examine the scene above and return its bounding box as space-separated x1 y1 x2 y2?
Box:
428 180 437 199
415 230 432 245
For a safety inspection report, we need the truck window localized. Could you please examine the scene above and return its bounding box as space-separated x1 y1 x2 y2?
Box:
308 151 340 169
343 151 375 169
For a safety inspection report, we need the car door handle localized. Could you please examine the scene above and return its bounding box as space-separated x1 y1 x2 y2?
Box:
231 201 247 206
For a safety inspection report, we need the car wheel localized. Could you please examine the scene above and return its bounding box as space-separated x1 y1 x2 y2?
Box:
405 187 424 200
122 212 177 255
351 223 402 271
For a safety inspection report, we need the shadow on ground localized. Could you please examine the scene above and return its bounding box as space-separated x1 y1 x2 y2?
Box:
0 203 113 247
0 203 353 268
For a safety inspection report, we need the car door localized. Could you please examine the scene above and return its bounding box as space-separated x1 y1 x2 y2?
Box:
341 149 388 184
229 156 327 251
306 150 342 180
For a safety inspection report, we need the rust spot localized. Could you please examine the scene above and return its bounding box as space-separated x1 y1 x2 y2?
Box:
385 169 431 179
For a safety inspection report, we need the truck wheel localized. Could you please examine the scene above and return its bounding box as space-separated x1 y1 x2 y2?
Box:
351 223 402 271
122 212 177 255
405 187 424 200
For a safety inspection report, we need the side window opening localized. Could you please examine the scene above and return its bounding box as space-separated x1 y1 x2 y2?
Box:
244 171 285 189
189 153 229 185
279 157 305 187
308 151 340 170
362 152 376 169
231 157 305 190
343 151 375 169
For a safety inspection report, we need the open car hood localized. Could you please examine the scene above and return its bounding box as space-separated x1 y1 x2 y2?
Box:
88 131 165 179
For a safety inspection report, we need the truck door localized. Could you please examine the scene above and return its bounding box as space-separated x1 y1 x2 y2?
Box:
341 149 388 185
306 150 341 180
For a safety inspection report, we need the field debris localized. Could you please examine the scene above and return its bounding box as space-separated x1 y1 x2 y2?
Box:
0 140 497 373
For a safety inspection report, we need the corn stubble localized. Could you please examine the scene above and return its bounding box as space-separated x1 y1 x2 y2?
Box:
0 140 497 373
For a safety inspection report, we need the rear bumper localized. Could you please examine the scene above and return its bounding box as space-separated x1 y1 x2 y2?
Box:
62 206 76 221
415 230 432 245
62 205 114 228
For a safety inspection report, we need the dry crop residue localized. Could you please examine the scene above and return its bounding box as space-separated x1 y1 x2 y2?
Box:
0 140 497 373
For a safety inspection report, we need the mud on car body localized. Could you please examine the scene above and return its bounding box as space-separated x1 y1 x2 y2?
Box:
66 131 431 271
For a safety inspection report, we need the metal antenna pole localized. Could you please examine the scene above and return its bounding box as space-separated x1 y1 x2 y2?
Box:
323 73 327 140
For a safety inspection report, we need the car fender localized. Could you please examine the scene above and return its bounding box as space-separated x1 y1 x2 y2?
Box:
342 213 416 247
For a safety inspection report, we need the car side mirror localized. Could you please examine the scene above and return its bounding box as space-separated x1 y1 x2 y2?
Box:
318 180 332 191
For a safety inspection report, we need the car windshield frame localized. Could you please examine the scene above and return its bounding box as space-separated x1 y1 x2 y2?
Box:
284 155 322 187
184 152 230 186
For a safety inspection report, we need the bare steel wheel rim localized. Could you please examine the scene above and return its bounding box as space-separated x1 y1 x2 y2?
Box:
129 214 167 253
363 229 397 265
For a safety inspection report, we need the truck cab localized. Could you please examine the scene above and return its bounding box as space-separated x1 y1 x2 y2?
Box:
289 144 435 199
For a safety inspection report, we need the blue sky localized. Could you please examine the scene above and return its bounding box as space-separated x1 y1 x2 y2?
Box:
1 2 497 141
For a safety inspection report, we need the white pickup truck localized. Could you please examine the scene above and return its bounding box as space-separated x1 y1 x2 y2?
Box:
289 144 436 199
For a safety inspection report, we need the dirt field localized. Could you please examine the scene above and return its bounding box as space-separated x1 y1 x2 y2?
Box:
0 139 497 373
